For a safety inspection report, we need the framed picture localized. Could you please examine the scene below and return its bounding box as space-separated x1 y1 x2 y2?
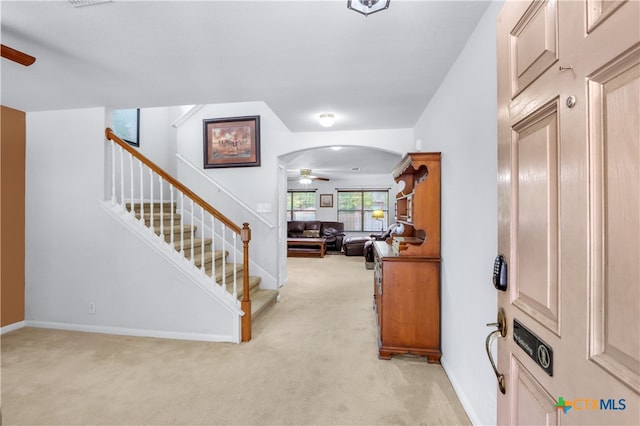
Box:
111 108 140 147
203 116 261 168
320 194 333 208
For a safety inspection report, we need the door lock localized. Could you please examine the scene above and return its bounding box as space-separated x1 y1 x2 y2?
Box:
486 308 507 394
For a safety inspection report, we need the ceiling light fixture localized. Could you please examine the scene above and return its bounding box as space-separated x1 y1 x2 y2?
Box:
347 0 390 17
300 169 313 185
318 113 335 128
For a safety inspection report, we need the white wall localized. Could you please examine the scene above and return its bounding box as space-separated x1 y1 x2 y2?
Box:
175 103 414 287
413 2 503 425
25 108 239 341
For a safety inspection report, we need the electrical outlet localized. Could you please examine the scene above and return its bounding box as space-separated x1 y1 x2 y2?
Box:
89 301 96 314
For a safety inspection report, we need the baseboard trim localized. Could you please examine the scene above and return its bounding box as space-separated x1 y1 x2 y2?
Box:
441 356 484 426
1 321 26 335
23 321 236 343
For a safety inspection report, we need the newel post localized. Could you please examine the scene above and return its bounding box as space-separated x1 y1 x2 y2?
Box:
241 223 252 342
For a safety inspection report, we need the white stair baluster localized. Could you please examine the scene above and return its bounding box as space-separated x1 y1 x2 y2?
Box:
149 169 154 234
221 223 226 292
169 184 175 248
129 152 134 218
179 191 185 255
211 216 216 285
200 206 205 274
210 215 215 286
111 143 116 205
232 231 237 298
139 160 144 222
119 146 125 211
159 175 164 239
190 199 195 264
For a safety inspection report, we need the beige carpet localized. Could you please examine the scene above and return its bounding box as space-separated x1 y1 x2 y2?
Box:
1 255 470 425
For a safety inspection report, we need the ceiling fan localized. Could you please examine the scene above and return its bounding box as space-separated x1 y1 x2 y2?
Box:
292 169 330 184
1 44 36 66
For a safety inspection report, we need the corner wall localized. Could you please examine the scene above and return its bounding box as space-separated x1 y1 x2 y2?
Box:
413 2 504 425
1 106 26 327
24 107 239 341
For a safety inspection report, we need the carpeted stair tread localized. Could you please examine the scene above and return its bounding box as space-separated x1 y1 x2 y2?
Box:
152 224 196 236
173 238 214 252
235 275 262 299
134 212 182 223
126 202 176 213
250 289 279 320
191 250 227 269
206 262 244 282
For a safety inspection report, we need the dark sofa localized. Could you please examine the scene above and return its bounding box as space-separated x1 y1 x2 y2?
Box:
287 221 346 252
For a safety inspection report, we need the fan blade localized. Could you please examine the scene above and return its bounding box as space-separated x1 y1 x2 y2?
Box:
313 176 330 181
1 44 36 66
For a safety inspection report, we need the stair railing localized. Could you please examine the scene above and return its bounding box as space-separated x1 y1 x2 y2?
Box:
105 128 253 341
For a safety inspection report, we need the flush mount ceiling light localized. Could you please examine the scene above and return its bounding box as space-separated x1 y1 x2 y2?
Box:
347 0 390 17
318 113 335 128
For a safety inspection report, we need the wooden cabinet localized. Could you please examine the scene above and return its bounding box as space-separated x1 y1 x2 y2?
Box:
373 152 441 362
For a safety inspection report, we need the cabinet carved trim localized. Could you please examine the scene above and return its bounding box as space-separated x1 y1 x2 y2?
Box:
391 152 441 257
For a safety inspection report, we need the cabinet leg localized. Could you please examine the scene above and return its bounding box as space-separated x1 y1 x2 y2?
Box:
378 350 392 360
426 354 442 364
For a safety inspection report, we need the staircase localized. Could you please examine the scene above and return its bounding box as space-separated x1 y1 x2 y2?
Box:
126 201 278 324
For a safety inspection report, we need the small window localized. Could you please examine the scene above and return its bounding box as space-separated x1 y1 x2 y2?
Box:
287 191 316 221
337 190 389 232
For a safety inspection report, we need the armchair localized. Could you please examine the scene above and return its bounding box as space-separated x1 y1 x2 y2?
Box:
320 221 345 252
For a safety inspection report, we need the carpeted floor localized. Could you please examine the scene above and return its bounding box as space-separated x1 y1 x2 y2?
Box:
1 255 470 425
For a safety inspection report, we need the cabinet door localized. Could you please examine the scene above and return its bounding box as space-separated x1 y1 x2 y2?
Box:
379 260 441 361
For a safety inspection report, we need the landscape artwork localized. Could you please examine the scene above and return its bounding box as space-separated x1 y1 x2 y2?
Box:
203 116 261 168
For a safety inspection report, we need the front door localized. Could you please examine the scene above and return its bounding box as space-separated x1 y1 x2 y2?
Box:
496 0 639 424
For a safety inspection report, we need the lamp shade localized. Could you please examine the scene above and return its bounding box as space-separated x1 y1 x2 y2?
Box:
372 209 385 219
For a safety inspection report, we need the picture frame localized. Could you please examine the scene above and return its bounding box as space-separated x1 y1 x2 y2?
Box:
111 108 140 147
203 115 261 168
320 194 333 208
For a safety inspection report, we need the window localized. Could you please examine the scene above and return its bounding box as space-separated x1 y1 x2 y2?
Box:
287 191 316 221
337 190 389 232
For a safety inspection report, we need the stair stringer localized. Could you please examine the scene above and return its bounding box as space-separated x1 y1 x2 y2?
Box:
100 200 244 343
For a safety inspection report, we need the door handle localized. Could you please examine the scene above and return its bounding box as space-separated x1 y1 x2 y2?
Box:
486 308 507 394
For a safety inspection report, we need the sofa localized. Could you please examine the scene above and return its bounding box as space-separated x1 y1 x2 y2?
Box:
287 221 345 252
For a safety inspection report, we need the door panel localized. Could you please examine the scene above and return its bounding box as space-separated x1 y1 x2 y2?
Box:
588 47 640 393
497 0 640 424
586 0 626 32
512 357 558 426
510 0 559 97
512 100 560 334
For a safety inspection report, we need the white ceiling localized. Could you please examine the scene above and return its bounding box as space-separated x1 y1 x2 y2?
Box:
1 0 490 178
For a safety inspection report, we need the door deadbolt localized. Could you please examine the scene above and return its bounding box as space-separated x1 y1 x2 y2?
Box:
566 96 577 108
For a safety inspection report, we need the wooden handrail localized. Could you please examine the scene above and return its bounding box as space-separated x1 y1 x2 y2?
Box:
106 127 241 234
106 127 253 341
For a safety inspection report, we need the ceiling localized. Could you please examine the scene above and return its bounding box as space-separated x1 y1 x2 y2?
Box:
281 146 403 181
1 0 490 178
